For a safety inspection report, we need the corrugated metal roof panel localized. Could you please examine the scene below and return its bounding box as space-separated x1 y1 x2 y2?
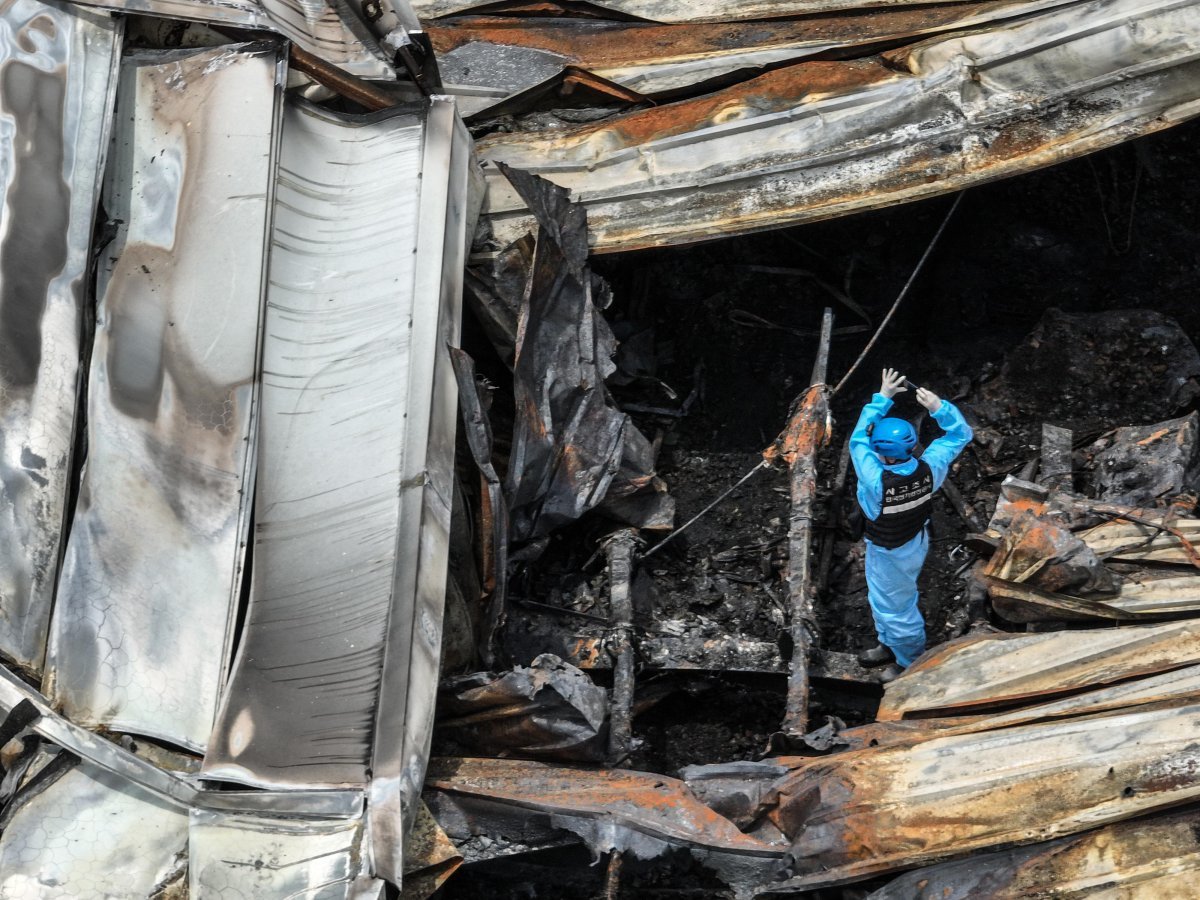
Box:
478 0 1200 252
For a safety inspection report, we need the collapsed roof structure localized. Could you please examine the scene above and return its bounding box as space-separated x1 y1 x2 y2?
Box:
3 0 1200 895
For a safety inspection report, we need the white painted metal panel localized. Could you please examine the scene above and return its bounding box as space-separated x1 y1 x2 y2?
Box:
45 42 282 753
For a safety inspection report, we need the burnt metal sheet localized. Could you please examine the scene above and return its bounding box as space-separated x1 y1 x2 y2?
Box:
190 810 385 898
847 662 1200 750
479 0 1200 253
44 42 282 754
0 761 189 897
437 654 609 762
499 163 669 552
877 620 1200 721
432 0 1077 104
868 807 1200 899
1081 515 1200 564
767 702 1200 890
199 95 474 883
0 1 120 673
989 572 1200 622
425 757 786 858
66 0 395 78
413 0 1016 19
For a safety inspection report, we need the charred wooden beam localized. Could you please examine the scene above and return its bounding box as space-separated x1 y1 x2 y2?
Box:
1039 423 1073 490
604 528 640 767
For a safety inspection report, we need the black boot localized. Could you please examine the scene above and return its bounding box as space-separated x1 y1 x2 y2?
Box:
857 644 895 668
877 663 904 684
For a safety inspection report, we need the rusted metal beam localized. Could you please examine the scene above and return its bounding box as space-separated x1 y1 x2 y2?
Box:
288 44 395 112
774 308 834 738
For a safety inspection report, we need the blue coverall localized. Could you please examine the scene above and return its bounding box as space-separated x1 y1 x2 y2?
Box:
849 395 973 667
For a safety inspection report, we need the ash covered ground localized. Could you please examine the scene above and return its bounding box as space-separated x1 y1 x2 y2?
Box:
441 117 1200 898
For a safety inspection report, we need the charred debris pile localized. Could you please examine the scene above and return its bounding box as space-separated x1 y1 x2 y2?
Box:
426 166 1200 897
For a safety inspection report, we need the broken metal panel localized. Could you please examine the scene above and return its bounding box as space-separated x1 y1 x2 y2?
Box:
1081 515 1200 564
989 572 1200 623
850 663 1200 752
44 42 282 754
0 646 364 818
479 0 1200 253
190 810 386 898
67 0 395 78
877 620 1200 721
431 0 1079 102
425 757 787 858
0 761 189 897
868 808 1200 899
437 654 609 762
769 702 1200 890
0 1 121 673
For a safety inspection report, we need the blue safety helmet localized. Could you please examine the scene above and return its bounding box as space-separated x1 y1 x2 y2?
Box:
870 418 918 460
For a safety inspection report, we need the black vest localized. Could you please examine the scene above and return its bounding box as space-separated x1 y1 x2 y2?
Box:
864 459 933 549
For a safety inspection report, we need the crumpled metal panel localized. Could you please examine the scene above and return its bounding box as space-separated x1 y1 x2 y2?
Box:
1081 515 1200 564
479 0 1200 253
0 664 364 818
67 0 395 78
200 95 474 883
431 0 1078 103
425 757 786 857
190 810 385 899
768 701 1200 890
847 662 1200 751
0 1 120 673
877 620 1200 720
868 808 1200 899
0 761 188 898
437 654 609 762
989 571 1200 622
44 42 283 753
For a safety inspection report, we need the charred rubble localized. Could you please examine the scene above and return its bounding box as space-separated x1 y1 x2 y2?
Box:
422 124 1200 898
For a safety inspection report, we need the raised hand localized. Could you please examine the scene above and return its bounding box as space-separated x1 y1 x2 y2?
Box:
916 386 942 413
879 368 907 399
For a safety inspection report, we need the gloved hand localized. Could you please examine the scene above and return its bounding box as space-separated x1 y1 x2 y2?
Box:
879 368 907 399
916 387 942 413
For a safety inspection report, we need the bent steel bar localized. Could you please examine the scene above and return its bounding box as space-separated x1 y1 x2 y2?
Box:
0 665 363 817
0 1 120 672
45 42 282 753
203 96 472 881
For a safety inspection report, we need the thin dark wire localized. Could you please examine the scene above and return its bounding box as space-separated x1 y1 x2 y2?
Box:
640 460 769 561
830 191 966 398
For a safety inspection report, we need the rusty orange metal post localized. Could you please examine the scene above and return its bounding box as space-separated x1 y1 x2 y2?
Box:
767 308 833 739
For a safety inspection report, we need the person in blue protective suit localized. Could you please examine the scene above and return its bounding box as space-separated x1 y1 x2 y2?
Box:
850 367 973 683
